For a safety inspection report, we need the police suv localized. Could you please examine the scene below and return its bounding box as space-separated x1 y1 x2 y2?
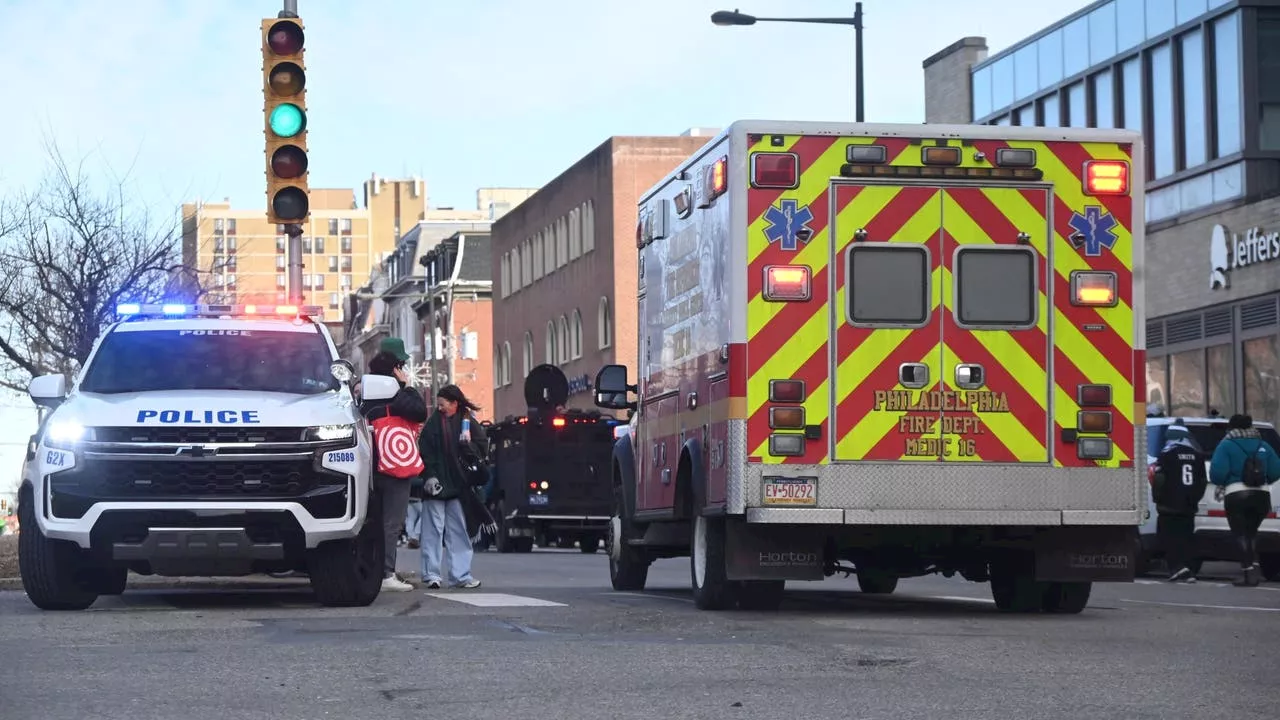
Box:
16 303 401 610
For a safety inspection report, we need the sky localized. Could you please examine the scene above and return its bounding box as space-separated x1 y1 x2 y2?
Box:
0 0 1092 496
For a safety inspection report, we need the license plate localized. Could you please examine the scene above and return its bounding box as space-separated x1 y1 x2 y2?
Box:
528 493 549 506
762 477 816 506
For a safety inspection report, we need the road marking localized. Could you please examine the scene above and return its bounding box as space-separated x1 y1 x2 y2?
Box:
1122 598 1280 613
929 595 996 604
604 592 694 603
423 592 566 607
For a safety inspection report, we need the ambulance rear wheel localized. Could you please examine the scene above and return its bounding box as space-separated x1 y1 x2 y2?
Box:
989 556 1042 613
737 580 785 611
691 515 737 610
856 569 899 595
1041 581 1092 614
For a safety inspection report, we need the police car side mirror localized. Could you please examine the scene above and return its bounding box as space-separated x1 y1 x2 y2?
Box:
360 374 401 402
330 360 356 384
28 374 68 408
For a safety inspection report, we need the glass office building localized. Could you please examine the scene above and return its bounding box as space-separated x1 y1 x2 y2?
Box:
960 0 1280 431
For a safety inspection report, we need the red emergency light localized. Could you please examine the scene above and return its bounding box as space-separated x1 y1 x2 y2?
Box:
751 152 798 189
552 417 566 428
1084 160 1129 195
763 265 811 302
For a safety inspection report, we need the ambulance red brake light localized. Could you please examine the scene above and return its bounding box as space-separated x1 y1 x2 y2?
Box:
763 265 811 301
1084 160 1129 195
552 417 566 428
1071 271 1118 307
769 380 806 403
751 152 798 189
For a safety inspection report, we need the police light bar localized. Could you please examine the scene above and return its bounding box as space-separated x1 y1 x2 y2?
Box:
115 303 324 319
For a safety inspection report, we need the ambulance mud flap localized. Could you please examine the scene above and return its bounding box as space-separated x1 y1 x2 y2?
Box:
723 516 825 582
1033 526 1135 583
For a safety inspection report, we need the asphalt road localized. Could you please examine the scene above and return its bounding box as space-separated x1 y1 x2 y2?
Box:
2 548 1278 720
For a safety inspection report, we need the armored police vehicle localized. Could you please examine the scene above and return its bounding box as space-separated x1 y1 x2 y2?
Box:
487 364 623 552
16 303 401 610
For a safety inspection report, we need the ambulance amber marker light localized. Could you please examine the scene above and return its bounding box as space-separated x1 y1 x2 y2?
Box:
712 156 728 195
763 265 811 301
1084 160 1129 195
1071 271 1118 306
921 146 962 165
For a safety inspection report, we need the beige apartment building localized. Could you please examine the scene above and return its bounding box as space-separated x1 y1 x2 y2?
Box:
181 176 429 317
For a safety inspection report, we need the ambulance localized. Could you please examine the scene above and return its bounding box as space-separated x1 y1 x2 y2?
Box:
594 120 1146 614
16 303 400 610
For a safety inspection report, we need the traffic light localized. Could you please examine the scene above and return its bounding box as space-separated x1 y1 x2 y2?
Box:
261 16 309 225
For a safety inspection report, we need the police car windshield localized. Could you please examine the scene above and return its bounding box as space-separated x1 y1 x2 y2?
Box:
78 329 339 395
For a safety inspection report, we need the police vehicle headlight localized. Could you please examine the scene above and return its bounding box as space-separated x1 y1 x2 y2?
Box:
45 420 91 447
306 424 355 442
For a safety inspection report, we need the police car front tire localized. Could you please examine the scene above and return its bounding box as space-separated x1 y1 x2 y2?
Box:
17 490 100 611
306 489 385 607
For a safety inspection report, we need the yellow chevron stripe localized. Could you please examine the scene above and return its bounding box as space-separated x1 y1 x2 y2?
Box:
834 342 944 461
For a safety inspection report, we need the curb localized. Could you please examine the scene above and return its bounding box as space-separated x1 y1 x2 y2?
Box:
0 572 428 594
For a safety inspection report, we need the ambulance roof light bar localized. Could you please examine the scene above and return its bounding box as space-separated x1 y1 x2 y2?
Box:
115 303 324 320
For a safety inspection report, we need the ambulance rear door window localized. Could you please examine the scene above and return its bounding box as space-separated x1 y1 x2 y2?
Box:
953 246 1038 329
846 244 931 326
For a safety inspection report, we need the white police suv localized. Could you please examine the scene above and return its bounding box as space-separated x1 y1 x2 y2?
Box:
16 302 403 610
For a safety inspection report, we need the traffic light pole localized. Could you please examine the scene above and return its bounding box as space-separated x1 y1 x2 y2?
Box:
281 0 298 17
285 223 304 304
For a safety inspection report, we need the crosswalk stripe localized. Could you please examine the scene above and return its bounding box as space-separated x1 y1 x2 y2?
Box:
423 592 566 607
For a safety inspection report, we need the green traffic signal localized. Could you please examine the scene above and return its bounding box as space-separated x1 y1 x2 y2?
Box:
269 104 306 138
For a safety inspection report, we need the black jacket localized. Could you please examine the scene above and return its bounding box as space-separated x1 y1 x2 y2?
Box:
360 380 428 483
419 409 488 501
1152 445 1208 516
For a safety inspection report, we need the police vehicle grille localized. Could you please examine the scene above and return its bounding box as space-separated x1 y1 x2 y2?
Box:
64 459 345 498
93 427 308 444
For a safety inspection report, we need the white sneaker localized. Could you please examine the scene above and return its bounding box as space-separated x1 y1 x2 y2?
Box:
456 578 481 589
382 575 414 592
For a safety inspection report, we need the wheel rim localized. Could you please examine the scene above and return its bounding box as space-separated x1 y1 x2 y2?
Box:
607 516 623 562
693 515 707 588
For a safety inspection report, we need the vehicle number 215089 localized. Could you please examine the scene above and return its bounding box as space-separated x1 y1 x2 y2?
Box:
326 451 356 464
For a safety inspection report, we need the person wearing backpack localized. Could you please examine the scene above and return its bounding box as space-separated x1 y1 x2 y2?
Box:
361 343 429 592
1151 422 1208 583
1209 414 1280 587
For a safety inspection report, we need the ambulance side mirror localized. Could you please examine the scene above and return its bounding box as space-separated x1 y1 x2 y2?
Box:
593 364 636 411
28 374 68 409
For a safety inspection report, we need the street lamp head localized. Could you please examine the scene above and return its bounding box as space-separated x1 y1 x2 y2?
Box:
711 9 756 26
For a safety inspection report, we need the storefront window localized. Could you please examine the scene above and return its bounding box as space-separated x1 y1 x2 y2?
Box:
1169 348 1205 416
1207 344 1234 416
1243 335 1280 428
1146 356 1168 408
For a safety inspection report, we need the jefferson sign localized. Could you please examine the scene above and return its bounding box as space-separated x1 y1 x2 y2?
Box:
1209 224 1280 290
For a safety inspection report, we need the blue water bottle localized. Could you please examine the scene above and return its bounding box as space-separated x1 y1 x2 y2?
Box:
460 417 471 442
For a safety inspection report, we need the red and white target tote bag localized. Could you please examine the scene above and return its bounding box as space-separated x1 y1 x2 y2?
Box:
370 410 425 479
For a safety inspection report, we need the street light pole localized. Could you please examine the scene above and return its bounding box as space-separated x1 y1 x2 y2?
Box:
711 4 865 122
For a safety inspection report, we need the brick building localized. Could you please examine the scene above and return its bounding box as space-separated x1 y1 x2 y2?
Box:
489 132 718 419
924 0 1280 428
416 231 495 419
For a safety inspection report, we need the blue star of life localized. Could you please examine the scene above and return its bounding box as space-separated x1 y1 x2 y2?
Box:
763 199 814 252
1067 205 1118 257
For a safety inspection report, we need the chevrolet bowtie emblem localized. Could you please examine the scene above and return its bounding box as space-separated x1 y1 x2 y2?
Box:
175 445 217 457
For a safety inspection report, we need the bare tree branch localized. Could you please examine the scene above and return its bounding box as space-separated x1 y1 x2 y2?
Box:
0 139 208 390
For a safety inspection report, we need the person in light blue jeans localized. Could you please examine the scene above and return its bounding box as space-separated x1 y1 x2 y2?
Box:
417 384 487 589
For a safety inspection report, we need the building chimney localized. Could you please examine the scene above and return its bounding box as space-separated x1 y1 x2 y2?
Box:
922 37 988 123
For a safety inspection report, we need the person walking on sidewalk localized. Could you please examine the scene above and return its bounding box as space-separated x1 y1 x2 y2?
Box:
362 339 428 592
418 385 488 590
1151 422 1208 582
1208 414 1280 587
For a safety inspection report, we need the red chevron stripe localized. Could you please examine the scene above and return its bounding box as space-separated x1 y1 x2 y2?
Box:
746 136 840 223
